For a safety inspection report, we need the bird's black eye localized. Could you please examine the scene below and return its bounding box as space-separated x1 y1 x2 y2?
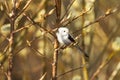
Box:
63 30 65 32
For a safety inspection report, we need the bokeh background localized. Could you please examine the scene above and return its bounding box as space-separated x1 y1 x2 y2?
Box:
0 0 120 80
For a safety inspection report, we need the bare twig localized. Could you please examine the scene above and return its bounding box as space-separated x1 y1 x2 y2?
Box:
55 0 61 23
62 6 93 27
14 0 32 19
39 72 47 80
57 65 85 78
51 7 92 34
108 61 120 80
0 33 9 41
4 0 10 13
52 39 59 80
28 44 52 63
81 1 89 80
13 24 32 33
22 13 55 37
12 0 16 10
82 56 88 80
73 8 118 34
4 0 33 80
52 0 62 80
60 0 76 21
90 25 120 80
6 0 16 79
90 51 115 80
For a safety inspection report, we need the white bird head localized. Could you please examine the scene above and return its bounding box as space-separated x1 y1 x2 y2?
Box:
58 27 69 36
56 27 75 45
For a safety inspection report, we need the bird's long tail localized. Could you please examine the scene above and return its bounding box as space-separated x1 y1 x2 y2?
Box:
74 44 89 57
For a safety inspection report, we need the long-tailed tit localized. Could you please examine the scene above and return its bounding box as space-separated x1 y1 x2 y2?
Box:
56 27 89 57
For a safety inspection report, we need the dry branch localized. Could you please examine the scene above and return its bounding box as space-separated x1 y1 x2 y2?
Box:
55 0 61 23
57 65 85 78
74 8 118 34
3 0 32 80
90 25 120 80
52 39 59 80
60 0 76 21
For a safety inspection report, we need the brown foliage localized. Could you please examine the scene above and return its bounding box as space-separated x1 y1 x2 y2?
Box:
0 0 120 80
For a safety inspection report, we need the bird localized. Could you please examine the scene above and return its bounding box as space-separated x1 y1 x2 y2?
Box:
56 27 89 57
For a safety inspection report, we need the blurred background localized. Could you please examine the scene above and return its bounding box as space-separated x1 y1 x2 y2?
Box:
0 0 120 80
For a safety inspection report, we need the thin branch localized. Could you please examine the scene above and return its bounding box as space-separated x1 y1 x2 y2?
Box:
82 56 88 80
29 46 52 64
90 25 120 80
51 7 92 33
39 72 47 80
108 61 120 80
14 46 26 56
62 6 93 26
73 8 118 34
22 13 56 38
55 0 61 23
52 1 62 80
13 24 32 33
5 0 25 79
12 0 16 11
4 0 10 13
52 39 59 80
60 0 76 21
15 38 52 63
0 33 9 41
0 34 9 59
90 51 115 80
14 0 32 19
57 65 85 78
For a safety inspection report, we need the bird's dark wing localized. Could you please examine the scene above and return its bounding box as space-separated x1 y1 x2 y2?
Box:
68 34 75 43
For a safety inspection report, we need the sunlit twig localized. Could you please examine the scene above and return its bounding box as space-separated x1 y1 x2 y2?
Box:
57 65 85 78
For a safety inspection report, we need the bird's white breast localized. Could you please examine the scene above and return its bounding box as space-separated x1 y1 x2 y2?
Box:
56 32 65 44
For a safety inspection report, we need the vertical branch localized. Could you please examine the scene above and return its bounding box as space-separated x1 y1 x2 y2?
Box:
81 0 85 49
81 0 88 80
60 0 76 21
52 39 59 80
55 0 61 24
6 0 16 80
5 0 32 80
90 26 120 80
52 0 61 80
7 18 15 80
108 61 120 80
81 56 88 80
